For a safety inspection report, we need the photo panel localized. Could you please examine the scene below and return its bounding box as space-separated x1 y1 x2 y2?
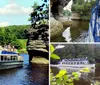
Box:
50 43 100 85
50 0 100 42
0 0 49 85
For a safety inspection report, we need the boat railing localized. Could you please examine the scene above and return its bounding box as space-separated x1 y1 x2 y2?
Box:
87 0 100 42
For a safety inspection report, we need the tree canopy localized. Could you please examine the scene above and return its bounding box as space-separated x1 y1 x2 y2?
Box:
72 0 96 20
0 25 30 49
52 44 100 63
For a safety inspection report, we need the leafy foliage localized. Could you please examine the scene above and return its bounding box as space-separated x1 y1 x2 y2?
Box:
62 10 72 17
0 25 29 49
50 44 81 85
50 44 60 59
72 0 96 20
26 0 49 51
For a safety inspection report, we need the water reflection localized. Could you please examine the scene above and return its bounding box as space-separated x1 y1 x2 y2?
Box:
0 54 48 85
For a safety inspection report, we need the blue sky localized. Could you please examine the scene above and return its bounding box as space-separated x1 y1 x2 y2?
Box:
0 0 44 27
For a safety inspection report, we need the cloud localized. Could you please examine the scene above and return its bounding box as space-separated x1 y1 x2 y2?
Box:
0 3 32 15
0 22 9 27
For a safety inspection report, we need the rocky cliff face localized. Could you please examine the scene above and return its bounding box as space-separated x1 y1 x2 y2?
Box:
25 24 49 61
50 0 72 39
51 0 71 19
25 0 49 62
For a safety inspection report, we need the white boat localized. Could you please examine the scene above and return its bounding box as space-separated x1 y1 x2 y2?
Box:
51 58 95 69
0 51 23 70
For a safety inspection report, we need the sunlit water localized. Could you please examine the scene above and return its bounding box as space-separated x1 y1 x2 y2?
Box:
51 20 89 42
51 65 100 85
0 54 48 85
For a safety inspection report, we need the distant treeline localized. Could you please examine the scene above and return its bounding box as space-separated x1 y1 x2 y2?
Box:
51 44 100 64
0 25 30 49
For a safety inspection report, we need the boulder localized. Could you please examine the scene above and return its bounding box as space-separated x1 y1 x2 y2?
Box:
50 17 64 38
57 16 72 27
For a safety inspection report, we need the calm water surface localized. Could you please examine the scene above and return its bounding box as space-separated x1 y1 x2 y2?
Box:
51 20 89 42
0 54 48 85
51 65 100 85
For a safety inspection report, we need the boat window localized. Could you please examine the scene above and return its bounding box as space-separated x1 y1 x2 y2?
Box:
11 56 15 61
4 56 7 60
71 62 73 65
77 62 79 65
74 62 76 64
14 56 17 60
11 56 13 60
80 62 83 64
1 56 3 61
13 56 16 60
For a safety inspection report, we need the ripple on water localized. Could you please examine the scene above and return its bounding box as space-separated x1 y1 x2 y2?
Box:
0 64 49 85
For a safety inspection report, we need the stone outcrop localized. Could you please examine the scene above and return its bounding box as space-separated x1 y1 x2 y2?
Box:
51 0 71 19
50 17 64 38
25 0 49 64
50 0 72 39
25 24 49 62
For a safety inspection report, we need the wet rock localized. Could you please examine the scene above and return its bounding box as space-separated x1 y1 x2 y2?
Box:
31 56 49 64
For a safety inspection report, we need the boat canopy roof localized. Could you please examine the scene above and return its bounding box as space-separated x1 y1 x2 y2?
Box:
62 58 88 61
0 51 17 55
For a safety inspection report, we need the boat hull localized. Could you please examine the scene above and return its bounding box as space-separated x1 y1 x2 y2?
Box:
0 61 23 70
51 64 95 69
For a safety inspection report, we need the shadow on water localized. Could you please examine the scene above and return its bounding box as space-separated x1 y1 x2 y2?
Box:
0 54 48 85
51 20 89 42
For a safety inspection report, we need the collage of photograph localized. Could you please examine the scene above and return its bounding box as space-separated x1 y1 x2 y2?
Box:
0 0 100 85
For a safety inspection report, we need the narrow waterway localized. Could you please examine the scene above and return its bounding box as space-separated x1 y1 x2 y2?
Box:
0 54 49 85
51 20 89 42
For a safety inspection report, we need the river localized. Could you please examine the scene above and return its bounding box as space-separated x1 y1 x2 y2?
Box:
51 20 89 42
51 65 100 85
0 54 49 85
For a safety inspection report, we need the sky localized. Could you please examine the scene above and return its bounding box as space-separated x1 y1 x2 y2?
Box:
0 0 44 27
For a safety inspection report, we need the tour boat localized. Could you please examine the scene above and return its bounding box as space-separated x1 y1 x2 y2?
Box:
0 51 23 70
51 58 95 69
59 58 95 69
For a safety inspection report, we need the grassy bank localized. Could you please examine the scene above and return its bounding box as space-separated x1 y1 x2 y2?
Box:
17 39 28 53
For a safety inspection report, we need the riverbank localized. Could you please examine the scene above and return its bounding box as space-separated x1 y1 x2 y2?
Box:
71 16 90 21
